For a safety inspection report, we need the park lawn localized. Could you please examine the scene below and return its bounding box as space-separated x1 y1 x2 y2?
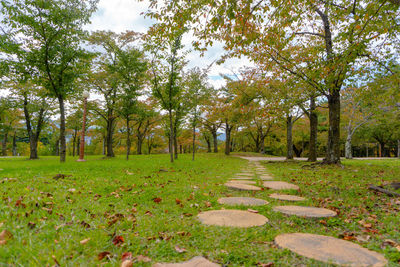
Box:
0 154 399 266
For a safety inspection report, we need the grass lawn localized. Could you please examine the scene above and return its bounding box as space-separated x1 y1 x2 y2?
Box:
0 154 399 266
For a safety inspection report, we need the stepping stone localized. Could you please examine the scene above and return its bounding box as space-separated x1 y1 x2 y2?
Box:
273 206 337 218
197 209 268 227
263 181 299 190
231 177 254 180
269 193 306 202
227 180 256 184
153 256 220 267
225 182 262 191
236 173 253 177
218 197 268 206
275 233 387 267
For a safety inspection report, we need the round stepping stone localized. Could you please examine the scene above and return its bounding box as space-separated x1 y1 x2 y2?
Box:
218 197 268 206
231 177 254 180
227 180 256 184
275 233 387 267
263 181 299 190
153 256 220 267
225 182 262 191
198 209 268 227
269 193 306 202
273 206 337 218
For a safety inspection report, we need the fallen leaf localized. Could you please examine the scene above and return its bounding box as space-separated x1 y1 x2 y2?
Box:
175 199 182 205
257 263 274 267
136 255 151 262
247 209 259 213
153 197 162 203
205 201 211 207
121 252 133 261
121 260 133 267
0 229 13 245
27 222 36 229
68 188 76 193
98 251 112 260
80 238 90 245
174 245 187 253
113 235 124 246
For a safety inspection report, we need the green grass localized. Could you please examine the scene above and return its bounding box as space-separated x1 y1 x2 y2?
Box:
0 154 399 266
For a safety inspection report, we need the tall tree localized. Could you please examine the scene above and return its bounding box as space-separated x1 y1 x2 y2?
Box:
1 0 97 162
144 0 399 164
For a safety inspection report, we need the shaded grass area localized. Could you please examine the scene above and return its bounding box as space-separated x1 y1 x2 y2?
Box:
0 155 399 266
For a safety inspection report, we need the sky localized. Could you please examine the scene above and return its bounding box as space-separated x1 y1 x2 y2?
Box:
85 0 253 89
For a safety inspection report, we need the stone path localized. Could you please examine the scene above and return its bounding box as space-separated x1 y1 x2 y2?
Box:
275 233 388 267
197 210 268 227
193 158 387 266
224 182 262 191
273 205 337 218
153 256 220 267
269 193 306 202
218 197 268 206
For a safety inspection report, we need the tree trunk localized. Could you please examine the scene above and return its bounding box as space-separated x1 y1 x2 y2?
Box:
72 131 77 157
286 116 294 160
106 119 115 157
137 135 143 155
12 131 17 156
345 131 353 159
205 135 211 153
325 90 341 164
126 119 131 160
308 96 318 162
397 140 400 158
192 125 196 161
58 96 66 162
260 136 265 154
174 134 178 160
212 130 218 153
168 110 174 163
77 138 80 156
2 132 7 156
102 135 106 155
225 120 231 156
379 142 385 157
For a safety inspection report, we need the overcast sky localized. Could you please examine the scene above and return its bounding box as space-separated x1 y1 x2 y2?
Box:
85 0 253 89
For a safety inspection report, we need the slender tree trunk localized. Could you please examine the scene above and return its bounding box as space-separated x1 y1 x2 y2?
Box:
260 136 265 154
379 142 385 157
286 116 294 160
168 110 174 163
308 96 318 162
174 134 178 160
397 140 400 158
58 96 66 162
225 120 231 156
77 138 80 156
12 131 17 156
192 124 196 161
345 130 353 159
102 135 106 155
325 90 341 164
72 132 77 157
106 119 115 157
126 119 131 160
137 135 143 155
212 130 218 153
205 135 211 153
2 131 7 156
55 138 60 156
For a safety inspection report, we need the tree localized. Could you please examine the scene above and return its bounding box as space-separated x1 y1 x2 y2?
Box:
132 100 158 155
148 33 186 162
144 0 399 164
184 67 210 160
1 0 98 162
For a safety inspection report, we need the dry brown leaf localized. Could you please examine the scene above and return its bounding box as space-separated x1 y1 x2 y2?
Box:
247 209 259 213
80 238 90 245
121 260 133 267
98 251 112 260
0 229 13 245
121 252 133 261
136 255 151 262
174 245 187 253
153 197 162 203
